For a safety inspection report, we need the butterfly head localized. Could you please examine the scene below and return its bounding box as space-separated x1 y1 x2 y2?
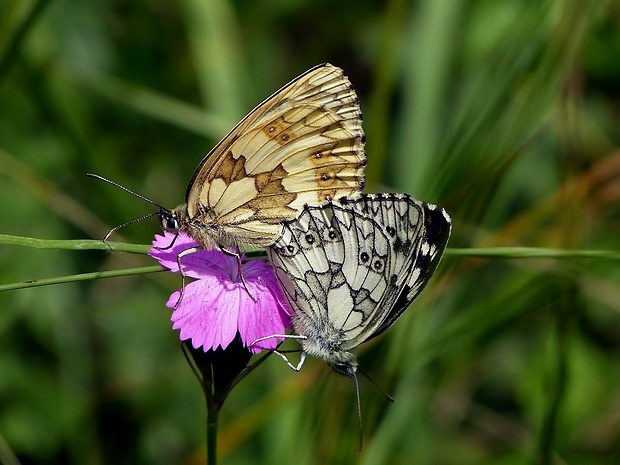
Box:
330 359 358 378
159 206 184 234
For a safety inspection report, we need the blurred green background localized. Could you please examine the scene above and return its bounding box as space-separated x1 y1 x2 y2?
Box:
1 0 619 464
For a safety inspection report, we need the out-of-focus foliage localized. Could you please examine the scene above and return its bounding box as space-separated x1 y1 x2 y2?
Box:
0 0 619 464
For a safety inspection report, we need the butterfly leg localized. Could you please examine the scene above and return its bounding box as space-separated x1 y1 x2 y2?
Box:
154 231 180 251
219 245 257 301
250 334 308 371
273 350 306 371
173 245 202 307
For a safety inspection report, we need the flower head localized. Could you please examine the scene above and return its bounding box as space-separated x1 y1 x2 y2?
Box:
149 232 291 354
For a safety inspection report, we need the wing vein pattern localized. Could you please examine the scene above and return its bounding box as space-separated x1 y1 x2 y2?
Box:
267 193 451 373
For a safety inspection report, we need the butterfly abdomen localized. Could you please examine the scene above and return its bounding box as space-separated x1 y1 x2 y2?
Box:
291 311 357 373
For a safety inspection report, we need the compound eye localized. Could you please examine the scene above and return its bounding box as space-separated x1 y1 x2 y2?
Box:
161 215 179 232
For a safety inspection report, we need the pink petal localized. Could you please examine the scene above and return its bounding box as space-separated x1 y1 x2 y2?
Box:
157 233 293 354
236 262 292 353
149 232 239 280
170 277 239 351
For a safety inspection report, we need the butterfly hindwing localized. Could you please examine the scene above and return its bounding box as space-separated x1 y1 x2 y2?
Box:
356 195 451 340
183 64 366 248
341 194 452 340
269 200 393 348
267 193 451 368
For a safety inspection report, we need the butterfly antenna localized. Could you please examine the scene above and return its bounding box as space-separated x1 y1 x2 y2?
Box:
102 211 161 242
352 370 364 455
358 368 395 402
87 173 171 212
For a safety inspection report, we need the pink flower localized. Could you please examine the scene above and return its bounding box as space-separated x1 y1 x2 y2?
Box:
149 232 291 354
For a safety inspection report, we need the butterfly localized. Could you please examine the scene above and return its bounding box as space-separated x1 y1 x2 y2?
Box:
262 193 451 376
89 64 365 251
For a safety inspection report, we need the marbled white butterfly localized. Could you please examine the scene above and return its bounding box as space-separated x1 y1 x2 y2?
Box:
89 63 366 251
263 193 451 376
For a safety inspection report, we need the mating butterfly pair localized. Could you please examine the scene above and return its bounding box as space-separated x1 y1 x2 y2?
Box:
92 64 451 377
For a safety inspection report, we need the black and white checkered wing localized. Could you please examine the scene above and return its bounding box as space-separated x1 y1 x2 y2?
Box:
267 193 451 365
268 200 394 345
342 194 452 340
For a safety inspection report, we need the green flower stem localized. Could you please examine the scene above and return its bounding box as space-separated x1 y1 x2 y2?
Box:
1 234 618 293
0 266 164 292
445 247 620 260
0 234 157 292
2 234 618 260
206 404 219 465
0 234 269 256
0 233 150 254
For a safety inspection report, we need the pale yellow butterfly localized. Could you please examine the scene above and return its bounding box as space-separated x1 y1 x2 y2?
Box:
90 63 366 251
